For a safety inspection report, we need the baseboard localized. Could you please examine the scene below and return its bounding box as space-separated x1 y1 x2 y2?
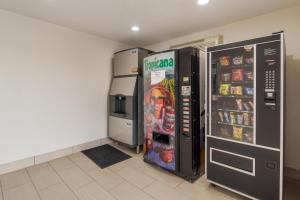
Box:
0 157 34 175
0 138 112 176
35 147 73 165
285 167 300 181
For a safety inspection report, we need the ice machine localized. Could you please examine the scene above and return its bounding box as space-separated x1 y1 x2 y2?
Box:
109 48 151 153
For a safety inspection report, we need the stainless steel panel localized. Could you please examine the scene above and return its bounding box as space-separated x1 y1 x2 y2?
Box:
110 77 136 96
109 116 133 145
114 49 139 76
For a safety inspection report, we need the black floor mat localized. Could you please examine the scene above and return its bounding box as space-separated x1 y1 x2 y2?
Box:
82 144 131 169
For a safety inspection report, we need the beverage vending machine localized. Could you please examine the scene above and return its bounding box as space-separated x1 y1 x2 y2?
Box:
206 33 285 199
143 47 205 181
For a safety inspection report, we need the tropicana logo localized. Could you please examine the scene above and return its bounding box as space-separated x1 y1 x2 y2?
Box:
144 57 174 71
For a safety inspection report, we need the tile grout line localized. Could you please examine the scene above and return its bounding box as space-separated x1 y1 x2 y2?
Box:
142 186 159 200
141 179 156 190
47 160 80 200
114 166 156 190
103 158 158 199
0 170 36 193
25 163 63 192
67 154 98 174
105 152 182 195
69 155 124 192
58 156 96 190
68 153 140 198
108 177 157 200
25 168 42 200
80 145 183 191
68 146 160 199
68 155 119 200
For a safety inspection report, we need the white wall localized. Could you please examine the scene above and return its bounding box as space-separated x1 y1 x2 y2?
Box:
0 9 130 165
145 6 300 170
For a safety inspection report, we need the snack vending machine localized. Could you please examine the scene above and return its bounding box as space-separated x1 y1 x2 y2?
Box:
143 48 204 181
206 33 285 200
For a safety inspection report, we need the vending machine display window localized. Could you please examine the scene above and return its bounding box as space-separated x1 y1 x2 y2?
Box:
210 46 255 144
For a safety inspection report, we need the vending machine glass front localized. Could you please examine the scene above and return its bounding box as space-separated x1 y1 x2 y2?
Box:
210 46 255 144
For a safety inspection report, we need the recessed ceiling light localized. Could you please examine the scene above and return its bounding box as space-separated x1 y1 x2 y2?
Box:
197 0 209 5
131 26 140 32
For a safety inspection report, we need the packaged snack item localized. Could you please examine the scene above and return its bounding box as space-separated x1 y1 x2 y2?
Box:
237 114 244 125
231 86 243 95
245 57 254 65
243 113 250 126
221 73 231 82
244 87 254 96
232 69 244 81
218 112 224 122
248 101 254 110
219 56 231 66
251 115 254 126
233 127 243 141
243 103 250 111
236 99 243 111
224 112 230 123
219 84 231 95
230 112 236 124
244 71 254 81
220 127 230 138
243 131 253 143
244 45 254 52
233 56 244 65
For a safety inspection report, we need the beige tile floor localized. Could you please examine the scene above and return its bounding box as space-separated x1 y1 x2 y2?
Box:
0 143 299 200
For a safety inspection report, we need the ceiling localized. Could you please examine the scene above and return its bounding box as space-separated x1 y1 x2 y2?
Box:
0 0 299 46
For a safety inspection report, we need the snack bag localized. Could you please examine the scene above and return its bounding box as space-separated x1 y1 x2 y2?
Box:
220 127 230 138
231 86 243 95
224 112 230 123
233 127 243 141
243 131 253 143
230 112 236 124
243 113 250 126
248 101 254 110
219 84 231 95
244 87 254 96
218 112 224 122
244 72 253 81
221 73 231 82
233 56 244 65
244 71 254 81
245 57 254 65
219 56 231 66
243 103 250 111
236 99 243 111
232 69 244 81
251 115 254 126
244 45 254 52
237 114 244 125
